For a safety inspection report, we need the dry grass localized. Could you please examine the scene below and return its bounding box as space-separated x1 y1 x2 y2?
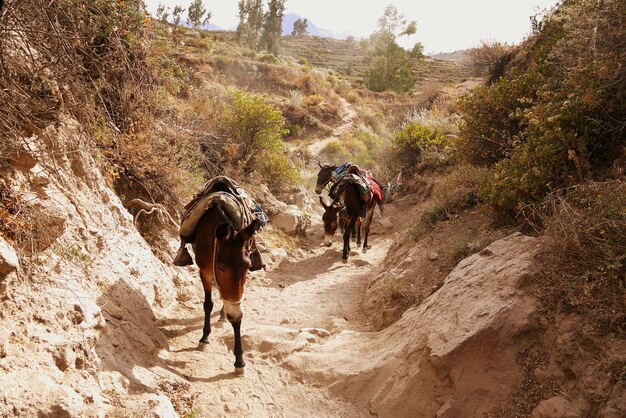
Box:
410 165 497 244
531 181 626 335
383 274 420 308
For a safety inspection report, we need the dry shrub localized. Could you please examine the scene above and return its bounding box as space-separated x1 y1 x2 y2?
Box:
416 82 443 109
345 91 360 104
303 94 324 107
0 0 149 153
410 165 493 240
468 40 511 77
384 274 419 308
533 181 626 335
432 165 493 217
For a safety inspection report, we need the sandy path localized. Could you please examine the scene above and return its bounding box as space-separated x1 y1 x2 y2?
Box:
158 229 391 417
151 96 386 417
307 98 357 156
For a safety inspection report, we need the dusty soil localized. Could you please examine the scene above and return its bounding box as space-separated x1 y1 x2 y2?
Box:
157 224 393 417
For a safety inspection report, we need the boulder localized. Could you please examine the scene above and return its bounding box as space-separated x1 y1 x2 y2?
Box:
271 205 304 234
288 233 541 417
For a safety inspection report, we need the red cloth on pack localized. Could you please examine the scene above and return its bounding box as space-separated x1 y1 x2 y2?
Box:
367 173 383 203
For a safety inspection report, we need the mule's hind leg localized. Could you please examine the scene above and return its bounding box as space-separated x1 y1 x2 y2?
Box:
199 269 213 344
342 215 355 260
362 205 375 251
356 217 362 246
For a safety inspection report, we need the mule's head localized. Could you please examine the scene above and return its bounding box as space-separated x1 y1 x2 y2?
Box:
214 219 262 322
315 162 337 195
319 196 344 247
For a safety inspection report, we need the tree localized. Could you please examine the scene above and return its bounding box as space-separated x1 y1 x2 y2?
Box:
187 0 211 28
260 0 285 54
172 5 185 26
291 18 308 37
156 3 170 23
237 0 264 49
410 42 424 59
366 5 418 92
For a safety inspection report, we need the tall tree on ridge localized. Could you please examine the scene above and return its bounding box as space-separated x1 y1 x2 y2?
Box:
187 0 211 28
237 0 264 49
366 5 417 92
260 0 286 54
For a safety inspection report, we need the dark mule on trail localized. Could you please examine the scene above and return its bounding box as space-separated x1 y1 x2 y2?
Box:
174 176 264 371
315 163 384 260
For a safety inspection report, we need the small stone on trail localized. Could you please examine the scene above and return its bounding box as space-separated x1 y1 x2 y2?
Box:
429 252 439 261
299 328 330 338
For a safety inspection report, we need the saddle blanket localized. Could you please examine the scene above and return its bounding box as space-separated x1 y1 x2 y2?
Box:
331 164 383 204
179 176 261 242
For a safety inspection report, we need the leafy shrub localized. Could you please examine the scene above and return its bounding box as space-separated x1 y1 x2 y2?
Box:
392 122 448 172
456 71 538 166
319 129 383 170
218 90 300 191
457 0 626 215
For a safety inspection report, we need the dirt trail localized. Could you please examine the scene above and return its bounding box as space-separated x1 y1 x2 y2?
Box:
157 103 391 416
159 229 392 417
307 97 357 156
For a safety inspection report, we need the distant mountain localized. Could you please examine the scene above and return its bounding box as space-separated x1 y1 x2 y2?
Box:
180 20 223 31
281 13 356 40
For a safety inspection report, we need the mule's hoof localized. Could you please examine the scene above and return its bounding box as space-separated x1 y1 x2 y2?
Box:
197 342 210 351
234 366 245 375
342 258 348 264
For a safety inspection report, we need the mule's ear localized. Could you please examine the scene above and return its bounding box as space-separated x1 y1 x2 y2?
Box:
238 219 262 242
319 195 329 209
317 161 323 168
216 223 233 240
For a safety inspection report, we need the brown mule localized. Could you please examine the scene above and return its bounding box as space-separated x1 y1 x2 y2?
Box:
318 181 366 260
193 201 261 370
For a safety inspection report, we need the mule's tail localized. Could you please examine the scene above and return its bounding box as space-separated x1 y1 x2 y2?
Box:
377 201 385 216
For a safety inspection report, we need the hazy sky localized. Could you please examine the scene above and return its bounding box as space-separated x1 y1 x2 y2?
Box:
145 0 560 53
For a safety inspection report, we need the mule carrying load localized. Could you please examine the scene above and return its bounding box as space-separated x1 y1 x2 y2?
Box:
173 176 265 271
316 163 384 259
327 163 383 210
173 176 266 370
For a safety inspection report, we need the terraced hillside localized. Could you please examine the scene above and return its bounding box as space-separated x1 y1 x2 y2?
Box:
206 31 473 89
282 35 473 88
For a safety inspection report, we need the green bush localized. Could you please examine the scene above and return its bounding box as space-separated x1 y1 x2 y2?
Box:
456 71 538 166
392 122 448 171
219 90 300 191
319 129 383 170
456 0 626 215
